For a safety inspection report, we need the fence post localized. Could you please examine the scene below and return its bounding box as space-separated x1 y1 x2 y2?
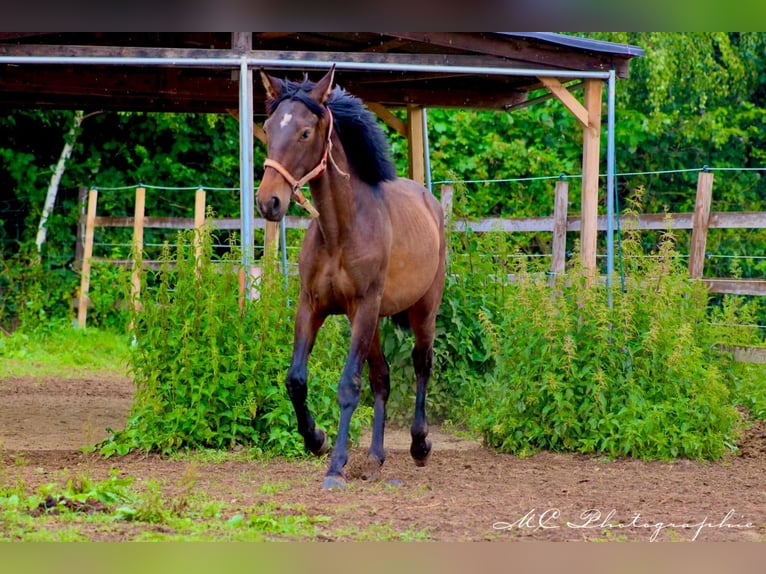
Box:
77 189 98 328
550 179 569 282
131 187 146 318
194 188 206 264
440 184 453 228
74 186 88 270
689 170 714 280
264 220 279 260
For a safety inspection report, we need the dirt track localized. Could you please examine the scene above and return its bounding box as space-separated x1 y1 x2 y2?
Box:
1 375 765 541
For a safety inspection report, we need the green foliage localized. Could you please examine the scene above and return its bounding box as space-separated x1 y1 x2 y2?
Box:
469 216 762 460
99 223 367 457
2 33 765 463
374 185 507 425
0 242 130 333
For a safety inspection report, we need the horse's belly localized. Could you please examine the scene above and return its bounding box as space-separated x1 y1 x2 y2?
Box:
379 235 440 315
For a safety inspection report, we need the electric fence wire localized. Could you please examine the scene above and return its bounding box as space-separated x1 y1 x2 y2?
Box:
71 165 766 272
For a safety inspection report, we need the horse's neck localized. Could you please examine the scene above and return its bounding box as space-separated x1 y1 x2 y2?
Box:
309 144 357 247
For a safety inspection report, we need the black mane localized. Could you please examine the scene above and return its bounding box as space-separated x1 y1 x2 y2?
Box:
266 77 397 185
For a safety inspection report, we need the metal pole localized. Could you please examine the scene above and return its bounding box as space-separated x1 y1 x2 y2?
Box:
606 69 616 307
0 55 611 80
422 108 433 194
238 58 255 293
280 217 288 289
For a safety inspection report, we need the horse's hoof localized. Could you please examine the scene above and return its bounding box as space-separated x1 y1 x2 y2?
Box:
361 454 383 481
411 438 432 467
309 428 330 456
321 474 347 490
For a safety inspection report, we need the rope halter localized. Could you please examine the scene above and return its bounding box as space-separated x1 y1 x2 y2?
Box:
262 108 342 219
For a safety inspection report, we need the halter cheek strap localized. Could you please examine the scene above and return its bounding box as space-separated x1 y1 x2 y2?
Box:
262 109 339 219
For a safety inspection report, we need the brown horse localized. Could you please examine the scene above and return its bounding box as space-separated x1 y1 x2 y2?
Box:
256 66 446 490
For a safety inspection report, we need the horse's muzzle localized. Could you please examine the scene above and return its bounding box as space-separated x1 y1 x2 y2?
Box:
257 194 283 222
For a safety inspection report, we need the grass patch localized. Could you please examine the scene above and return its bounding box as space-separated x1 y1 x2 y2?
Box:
0 324 130 379
0 470 434 542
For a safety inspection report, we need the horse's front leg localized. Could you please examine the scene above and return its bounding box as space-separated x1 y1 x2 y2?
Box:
323 300 380 490
362 323 389 481
286 295 328 456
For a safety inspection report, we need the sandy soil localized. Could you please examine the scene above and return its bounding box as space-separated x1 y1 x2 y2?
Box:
1 374 765 541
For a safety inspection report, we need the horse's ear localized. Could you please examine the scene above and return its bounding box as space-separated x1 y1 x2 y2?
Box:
259 68 282 101
310 64 335 105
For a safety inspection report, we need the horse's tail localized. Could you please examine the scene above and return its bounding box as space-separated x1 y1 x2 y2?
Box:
390 311 411 331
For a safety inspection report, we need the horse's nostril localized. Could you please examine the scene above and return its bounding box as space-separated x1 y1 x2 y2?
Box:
270 196 281 212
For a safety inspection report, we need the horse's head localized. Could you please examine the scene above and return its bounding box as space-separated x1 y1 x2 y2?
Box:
256 66 335 221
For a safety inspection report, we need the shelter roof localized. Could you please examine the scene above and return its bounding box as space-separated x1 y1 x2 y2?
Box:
0 32 643 113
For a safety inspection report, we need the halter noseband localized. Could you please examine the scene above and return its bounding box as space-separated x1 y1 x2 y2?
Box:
262 108 339 219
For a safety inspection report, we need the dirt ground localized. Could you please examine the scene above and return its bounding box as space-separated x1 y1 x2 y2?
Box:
1 374 765 542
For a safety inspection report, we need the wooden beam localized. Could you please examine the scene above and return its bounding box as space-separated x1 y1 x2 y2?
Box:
231 32 252 51
383 32 631 76
580 78 603 280
537 76 589 127
0 42 547 70
348 85 527 110
689 171 714 280
717 344 766 364
231 33 252 81
227 109 267 145
89 208 766 235
703 278 766 296
407 105 426 185
366 102 407 137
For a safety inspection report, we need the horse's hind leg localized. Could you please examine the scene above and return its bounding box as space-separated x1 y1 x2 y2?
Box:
362 324 390 481
410 334 434 466
408 272 445 466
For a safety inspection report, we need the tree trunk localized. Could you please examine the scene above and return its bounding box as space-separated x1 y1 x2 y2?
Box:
35 110 84 255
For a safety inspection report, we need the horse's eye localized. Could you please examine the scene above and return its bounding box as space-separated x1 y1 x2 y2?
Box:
300 129 311 140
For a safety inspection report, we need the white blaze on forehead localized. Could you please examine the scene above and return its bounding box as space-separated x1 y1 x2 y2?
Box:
279 113 293 128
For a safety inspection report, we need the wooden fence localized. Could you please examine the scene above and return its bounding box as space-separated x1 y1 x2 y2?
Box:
76 172 766 330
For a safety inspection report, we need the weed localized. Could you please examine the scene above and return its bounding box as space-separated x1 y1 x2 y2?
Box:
99 224 369 457
469 211 763 460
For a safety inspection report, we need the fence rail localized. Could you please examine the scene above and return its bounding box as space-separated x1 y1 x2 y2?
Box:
76 172 766 327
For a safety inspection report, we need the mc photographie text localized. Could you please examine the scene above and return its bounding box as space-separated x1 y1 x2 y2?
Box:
492 508 755 541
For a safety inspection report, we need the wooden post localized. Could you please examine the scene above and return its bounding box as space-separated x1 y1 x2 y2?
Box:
231 32 251 82
440 184 453 228
131 187 146 315
580 79 603 283
264 221 280 260
77 189 98 328
194 188 206 263
551 180 569 281
689 171 714 280
74 186 88 270
407 104 426 185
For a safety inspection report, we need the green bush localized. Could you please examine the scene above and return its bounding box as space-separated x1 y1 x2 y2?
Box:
99 224 368 457
469 220 763 460
91 193 764 462
0 242 130 333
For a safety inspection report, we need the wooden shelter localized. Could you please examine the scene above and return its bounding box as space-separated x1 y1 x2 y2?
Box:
0 32 643 276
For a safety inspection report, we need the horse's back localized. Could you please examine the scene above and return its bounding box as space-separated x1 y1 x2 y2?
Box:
377 178 445 316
